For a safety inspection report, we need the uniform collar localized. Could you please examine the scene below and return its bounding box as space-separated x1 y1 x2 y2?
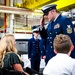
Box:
34 37 38 40
54 14 60 22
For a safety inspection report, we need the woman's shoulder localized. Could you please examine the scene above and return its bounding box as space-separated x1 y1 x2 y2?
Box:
5 52 18 57
6 52 16 55
5 52 21 62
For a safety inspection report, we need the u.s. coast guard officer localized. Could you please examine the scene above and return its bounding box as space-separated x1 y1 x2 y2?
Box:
39 4 75 64
28 28 41 72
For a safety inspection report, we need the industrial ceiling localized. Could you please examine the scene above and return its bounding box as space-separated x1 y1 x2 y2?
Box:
13 0 75 17
0 0 75 33
15 0 75 11
0 0 75 15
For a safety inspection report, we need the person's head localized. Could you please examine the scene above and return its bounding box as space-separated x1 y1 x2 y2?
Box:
53 34 74 55
32 28 39 38
41 4 58 21
0 34 17 56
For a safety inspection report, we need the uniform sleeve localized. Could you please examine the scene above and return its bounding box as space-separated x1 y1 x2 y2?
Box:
61 18 75 45
61 18 74 34
28 39 32 58
39 27 47 39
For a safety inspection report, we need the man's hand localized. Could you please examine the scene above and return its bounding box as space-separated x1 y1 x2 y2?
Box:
28 58 31 60
42 55 46 59
40 15 45 27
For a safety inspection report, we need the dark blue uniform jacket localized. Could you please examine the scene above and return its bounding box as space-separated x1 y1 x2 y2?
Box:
40 14 75 63
28 38 41 59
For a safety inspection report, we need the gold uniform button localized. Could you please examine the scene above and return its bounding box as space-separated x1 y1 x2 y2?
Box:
51 46 53 48
50 37 52 39
56 32 57 34
50 42 52 43
50 33 52 34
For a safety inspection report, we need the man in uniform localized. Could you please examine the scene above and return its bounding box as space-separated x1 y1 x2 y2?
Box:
39 4 75 64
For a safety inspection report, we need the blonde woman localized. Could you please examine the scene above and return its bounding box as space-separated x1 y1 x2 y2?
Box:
0 34 29 75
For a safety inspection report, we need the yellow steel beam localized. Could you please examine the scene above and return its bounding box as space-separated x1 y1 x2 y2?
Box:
22 0 57 9
52 0 75 11
14 0 75 15
33 0 75 16
14 0 75 11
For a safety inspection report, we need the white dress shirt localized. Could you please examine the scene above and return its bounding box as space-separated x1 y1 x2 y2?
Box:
43 53 75 75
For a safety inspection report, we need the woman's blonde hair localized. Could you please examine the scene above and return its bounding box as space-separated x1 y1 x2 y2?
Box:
0 34 17 67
